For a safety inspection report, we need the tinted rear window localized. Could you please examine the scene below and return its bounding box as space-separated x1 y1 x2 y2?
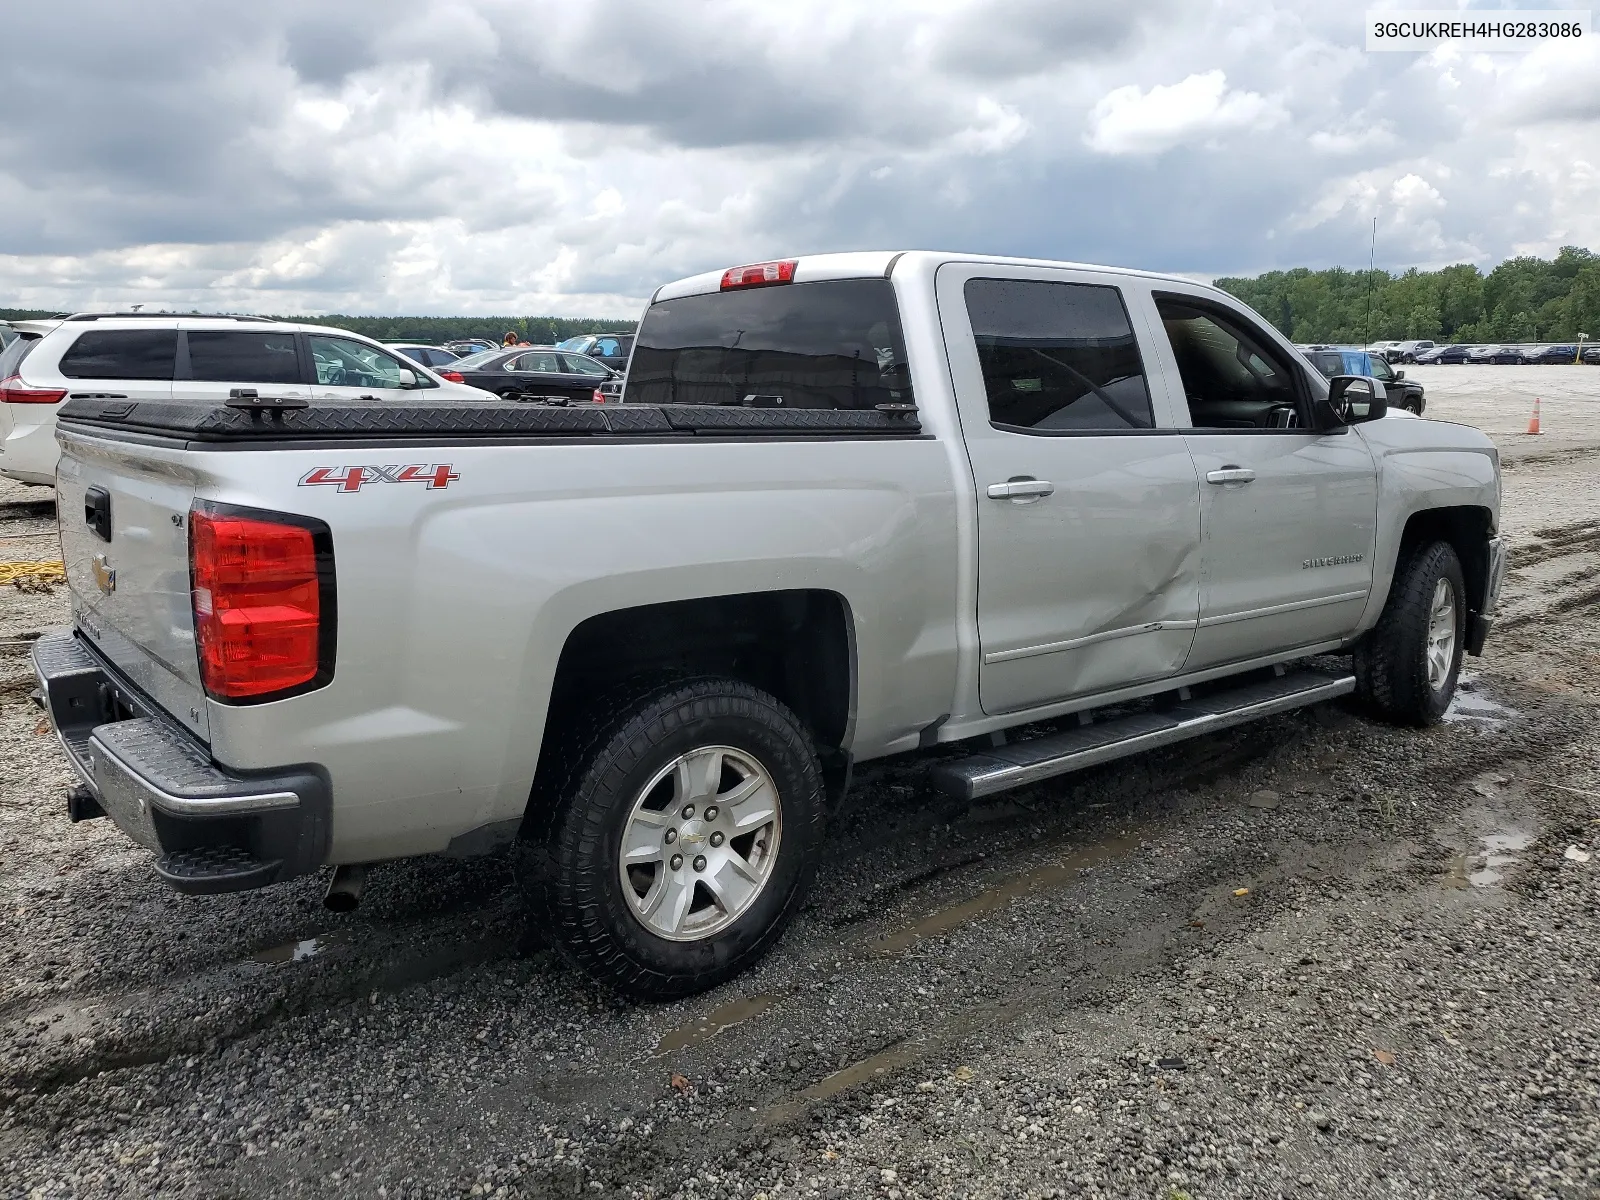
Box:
628 279 913 409
187 331 302 383
59 330 177 380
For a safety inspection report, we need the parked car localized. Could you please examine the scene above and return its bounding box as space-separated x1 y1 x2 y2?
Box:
1518 344 1580 365
1583 345 1600 365
1385 340 1435 364
1300 346 1424 414
1366 341 1403 362
34 251 1505 998
0 314 489 486
555 332 634 372
437 346 617 403
386 343 463 369
1465 344 1521 364
1414 343 1470 364
442 339 497 356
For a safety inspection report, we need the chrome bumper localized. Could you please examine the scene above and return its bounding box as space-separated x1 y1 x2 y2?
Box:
31 630 330 893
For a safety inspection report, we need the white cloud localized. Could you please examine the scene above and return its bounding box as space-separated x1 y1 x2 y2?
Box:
1083 70 1286 156
0 0 1595 316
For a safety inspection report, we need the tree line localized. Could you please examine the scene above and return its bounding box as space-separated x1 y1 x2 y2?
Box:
1215 246 1600 345
0 310 634 343
8 245 1599 347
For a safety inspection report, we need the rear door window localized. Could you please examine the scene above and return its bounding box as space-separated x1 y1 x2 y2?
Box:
510 352 564 374
186 331 302 384
964 279 1153 431
59 330 178 380
629 279 913 409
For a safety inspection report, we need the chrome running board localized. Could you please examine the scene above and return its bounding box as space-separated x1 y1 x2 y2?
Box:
929 669 1355 801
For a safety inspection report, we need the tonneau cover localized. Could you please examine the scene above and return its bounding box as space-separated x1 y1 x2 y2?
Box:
55 397 920 441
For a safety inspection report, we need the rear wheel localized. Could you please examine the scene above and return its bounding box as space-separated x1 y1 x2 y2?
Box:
1355 540 1465 726
519 676 824 999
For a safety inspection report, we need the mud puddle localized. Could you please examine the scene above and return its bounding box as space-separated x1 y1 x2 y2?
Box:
1444 676 1518 728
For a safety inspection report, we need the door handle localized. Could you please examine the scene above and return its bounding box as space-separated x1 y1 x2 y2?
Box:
1205 467 1256 485
987 479 1055 500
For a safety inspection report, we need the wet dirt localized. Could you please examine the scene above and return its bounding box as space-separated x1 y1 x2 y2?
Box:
3 378 1600 1198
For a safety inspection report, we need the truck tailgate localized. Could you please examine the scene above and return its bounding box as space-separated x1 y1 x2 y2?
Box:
56 434 210 742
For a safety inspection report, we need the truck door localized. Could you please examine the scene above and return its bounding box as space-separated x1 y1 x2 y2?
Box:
1144 290 1378 671
936 264 1203 716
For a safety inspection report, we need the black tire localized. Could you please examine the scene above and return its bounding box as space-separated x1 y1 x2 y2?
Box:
519 676 824 999
1355 540 1466 726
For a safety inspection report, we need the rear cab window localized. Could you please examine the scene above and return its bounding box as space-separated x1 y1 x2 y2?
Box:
628 279 913 409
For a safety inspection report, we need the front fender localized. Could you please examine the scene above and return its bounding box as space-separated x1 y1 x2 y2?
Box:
1353 419 1500 634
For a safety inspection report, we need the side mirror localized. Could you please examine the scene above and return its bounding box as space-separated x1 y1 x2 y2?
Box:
395 368 418 389
1394 369 1406 380
1328 375 1389 425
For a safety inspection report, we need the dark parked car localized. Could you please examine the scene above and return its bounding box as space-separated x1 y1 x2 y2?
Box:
1584 346 1600 365
436 347 617 402
556 333 634 372
386 343 463 370
1414 343 1469 364
1300 346 1425 414
1520 344 1580 364
1465 345 1521 364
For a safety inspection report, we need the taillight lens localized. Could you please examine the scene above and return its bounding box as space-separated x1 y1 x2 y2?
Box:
592 388 606 403
720 260 797 290
0 375 68 404
438 369 465 383
189 506 334 702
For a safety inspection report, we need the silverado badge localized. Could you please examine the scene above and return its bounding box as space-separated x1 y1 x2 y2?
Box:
1302 554 1364 569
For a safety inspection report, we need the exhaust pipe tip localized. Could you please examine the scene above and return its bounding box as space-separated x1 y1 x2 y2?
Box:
324 863 368 913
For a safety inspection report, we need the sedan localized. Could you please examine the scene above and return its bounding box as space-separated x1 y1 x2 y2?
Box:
1465 345 1521 364
436 347 618 403
1520 345 1580 364
1414 344 1470 364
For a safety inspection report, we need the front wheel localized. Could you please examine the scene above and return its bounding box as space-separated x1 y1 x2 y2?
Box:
520 677 824 999
1355 540 1466 726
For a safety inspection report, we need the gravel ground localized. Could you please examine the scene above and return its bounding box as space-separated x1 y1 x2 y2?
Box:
3 368 1600 1200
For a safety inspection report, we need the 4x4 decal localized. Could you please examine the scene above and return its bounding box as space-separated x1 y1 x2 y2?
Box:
299 464 459 493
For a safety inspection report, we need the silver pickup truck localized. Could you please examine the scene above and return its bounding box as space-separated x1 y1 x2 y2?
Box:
34 251 1505 998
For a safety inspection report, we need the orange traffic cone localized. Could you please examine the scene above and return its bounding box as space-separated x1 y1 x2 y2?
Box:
1526 396 1543 435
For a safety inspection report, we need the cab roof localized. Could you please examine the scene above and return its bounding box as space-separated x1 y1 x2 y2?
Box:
651 250 1215 303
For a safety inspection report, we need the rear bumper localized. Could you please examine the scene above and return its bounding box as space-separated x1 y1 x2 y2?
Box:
31 630 330 894
0 410 62 485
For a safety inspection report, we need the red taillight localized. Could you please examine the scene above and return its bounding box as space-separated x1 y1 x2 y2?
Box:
592 388 606 403
720 260 797 290
438 370 465 383
189 506 332 701
0 375 68 404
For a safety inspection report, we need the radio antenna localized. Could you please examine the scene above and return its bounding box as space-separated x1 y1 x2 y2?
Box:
1363 215 1378 346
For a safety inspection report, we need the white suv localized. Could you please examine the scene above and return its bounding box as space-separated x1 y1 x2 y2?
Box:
0 314 492 486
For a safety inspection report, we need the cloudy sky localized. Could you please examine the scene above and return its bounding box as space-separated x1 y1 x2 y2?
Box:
1 0 1596 317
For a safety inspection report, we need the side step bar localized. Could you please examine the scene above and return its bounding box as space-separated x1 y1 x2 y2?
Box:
929 669 1356 801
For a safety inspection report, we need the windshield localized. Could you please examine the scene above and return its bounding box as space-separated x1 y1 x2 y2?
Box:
555 336 592 352
628 279 914 409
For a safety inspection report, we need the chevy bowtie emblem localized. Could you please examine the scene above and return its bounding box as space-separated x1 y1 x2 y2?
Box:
92 554 117 594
